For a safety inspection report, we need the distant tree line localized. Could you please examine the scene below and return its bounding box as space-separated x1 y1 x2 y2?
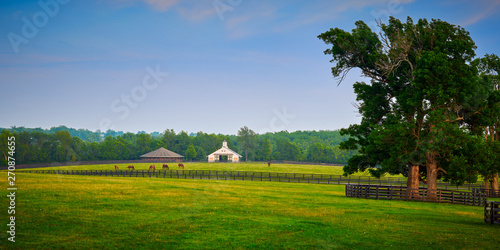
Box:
0 127 357 166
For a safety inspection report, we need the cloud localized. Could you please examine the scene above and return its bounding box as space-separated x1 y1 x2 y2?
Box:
112 0 179 11
110 0 217 20
176 4 217 21
460 0 500 26
221 0 415 38
142 0 179 11
106 0 415 38
223 3 279 39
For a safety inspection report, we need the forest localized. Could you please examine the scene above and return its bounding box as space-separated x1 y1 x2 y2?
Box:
0 126 357 166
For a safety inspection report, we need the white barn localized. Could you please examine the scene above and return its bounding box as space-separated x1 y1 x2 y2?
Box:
207 140 242 163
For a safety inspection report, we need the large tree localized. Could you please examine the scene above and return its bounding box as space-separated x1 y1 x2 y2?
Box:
466 54 500 192
185 145 197 162
318 17 479 197
237 126 257 161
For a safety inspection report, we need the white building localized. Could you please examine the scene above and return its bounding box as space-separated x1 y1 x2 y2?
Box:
207 140 242 163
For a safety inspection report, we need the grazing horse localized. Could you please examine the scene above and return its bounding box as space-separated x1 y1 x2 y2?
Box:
115 165 119 170
162 164 169 170
127 165 135 170
149 165 155 170
267 161 271 167
178 163 184 169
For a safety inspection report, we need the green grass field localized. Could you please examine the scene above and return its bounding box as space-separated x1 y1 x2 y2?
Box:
1 163 498 249
32 162 404 178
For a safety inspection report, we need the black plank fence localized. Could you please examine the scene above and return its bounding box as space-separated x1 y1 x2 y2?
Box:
473 188 500 198
345 184 487 206
19 169 484 190
485 201 500 225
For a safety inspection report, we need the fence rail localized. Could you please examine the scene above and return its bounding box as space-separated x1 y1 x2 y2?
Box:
345 184 487 206
18 169 484 190
485 201 500 225
473 188 500 198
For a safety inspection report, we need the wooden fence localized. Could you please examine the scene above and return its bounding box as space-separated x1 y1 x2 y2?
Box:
484 201 500 225
473 188 500 198
18 169 485 191
21 169 385 185
345 184 487 206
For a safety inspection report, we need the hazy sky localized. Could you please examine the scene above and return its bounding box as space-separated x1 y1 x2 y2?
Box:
1 0 499 135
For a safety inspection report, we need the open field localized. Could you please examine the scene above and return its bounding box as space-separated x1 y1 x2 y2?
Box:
1 169 499 249
32 162 403 178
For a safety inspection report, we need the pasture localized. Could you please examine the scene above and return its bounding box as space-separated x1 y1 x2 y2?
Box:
1 163 498 249
31 162 399 177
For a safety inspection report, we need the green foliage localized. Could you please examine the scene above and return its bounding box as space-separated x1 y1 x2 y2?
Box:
185 144 197 161
0 127 357 165
237 126 257 161
319 17 497 186
2 125 102 142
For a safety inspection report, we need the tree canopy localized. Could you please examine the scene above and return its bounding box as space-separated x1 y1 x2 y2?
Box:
318 17 499 194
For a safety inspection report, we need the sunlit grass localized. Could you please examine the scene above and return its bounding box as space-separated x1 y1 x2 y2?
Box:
0 172 498 249
32 162 405 178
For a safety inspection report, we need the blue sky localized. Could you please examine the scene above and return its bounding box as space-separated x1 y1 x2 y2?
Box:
1 0 499 135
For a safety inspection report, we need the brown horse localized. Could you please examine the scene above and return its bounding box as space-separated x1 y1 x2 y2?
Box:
127 165 135 170
178 163 184 169
162 164 169 170
149 165 155 170
115 165 119 170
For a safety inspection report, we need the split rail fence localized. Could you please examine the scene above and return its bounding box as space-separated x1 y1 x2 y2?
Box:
345 184 487 206
19 169 484 190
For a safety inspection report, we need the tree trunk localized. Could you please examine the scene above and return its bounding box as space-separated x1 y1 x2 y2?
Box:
426 152 438 200
407 165 420 198
485 177 490 190
493 173 499 194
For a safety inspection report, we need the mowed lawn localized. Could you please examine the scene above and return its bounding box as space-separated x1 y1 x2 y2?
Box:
1 168 499 249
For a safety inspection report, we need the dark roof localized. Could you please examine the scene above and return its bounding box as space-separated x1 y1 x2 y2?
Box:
140 147 184 158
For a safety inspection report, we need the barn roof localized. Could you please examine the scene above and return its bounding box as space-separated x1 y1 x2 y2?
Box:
207 140 242 157
140 147 184 158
